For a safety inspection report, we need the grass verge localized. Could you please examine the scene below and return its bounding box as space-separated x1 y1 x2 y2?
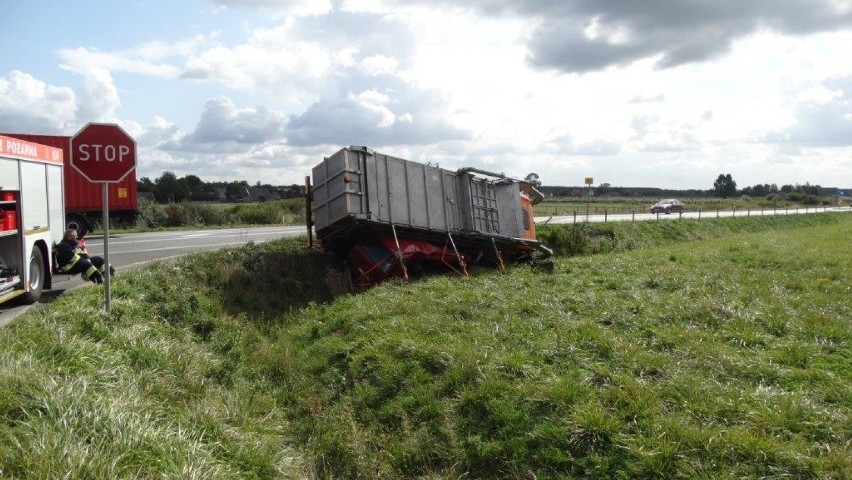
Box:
0 214 849 478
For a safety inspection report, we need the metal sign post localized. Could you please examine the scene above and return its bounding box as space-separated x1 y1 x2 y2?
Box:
102 184 111 313
584 176 594 221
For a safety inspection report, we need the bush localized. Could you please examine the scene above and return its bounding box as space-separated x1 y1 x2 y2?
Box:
160 203 234 227
135 198 168 229
235 202 285 224
133 199 307 229
801 195 820 206
537 225 589 256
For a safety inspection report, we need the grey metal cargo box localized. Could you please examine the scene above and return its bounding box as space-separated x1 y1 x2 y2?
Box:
312 146 529 243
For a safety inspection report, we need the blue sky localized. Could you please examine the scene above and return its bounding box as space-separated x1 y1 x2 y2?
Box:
2 0 851 189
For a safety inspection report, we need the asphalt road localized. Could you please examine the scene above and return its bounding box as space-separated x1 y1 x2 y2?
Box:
0 225 309 327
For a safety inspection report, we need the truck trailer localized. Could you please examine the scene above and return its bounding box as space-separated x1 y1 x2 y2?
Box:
308 146 550 288
0 135 65 304
0 133 138 238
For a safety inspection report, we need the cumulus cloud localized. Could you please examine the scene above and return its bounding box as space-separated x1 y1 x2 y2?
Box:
180 25 333 100
161 96 286 152
284 86 470 146
53 38 209 125
178 8 416 99
71 67 122 124
0 71 77 133
391 0 852 72
135 110 312 184
58 46 185 79
211 0 333 16
768 76 852 146
136 116 184 148
544 132 623 156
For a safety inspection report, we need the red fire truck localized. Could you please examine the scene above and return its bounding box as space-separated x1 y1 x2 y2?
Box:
0 133 138 238
0 135 65 304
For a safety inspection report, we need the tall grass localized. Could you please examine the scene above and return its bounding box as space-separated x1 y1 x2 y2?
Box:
538 212 847 256
278 219 851 477
0 214 849 478
133 198 305 230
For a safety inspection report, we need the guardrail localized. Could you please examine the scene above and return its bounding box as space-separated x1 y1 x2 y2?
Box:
536 205 852 225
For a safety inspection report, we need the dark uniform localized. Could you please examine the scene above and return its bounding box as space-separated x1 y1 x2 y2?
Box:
55 234 111 283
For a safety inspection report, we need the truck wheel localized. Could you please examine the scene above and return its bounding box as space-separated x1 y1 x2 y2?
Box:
24 247 44 304
66 213 89 238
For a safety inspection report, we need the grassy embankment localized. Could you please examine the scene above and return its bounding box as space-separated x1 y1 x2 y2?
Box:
1 213 849 478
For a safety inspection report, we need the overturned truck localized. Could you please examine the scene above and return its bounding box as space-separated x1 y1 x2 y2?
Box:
307 146 551 288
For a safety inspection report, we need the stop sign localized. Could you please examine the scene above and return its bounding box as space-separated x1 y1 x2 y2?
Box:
71 123 137 183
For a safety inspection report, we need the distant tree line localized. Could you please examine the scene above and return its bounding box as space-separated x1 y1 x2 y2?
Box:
712 173 825 203
142 170 835 205
137 171 303 203
527 171 831 202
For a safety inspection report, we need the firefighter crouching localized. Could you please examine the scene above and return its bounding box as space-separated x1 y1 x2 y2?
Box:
55 229 115 284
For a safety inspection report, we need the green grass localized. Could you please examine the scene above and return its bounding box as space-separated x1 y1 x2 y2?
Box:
1 214 850 478
537 211 848 256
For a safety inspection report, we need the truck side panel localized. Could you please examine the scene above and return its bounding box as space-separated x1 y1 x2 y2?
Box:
0 159 21 190
65 161 137 212
312 146 529 242
21 161 49 230
311 147 364 230
0 133 137 213
495 183 524 238
363 149 458 232
48 166 64 241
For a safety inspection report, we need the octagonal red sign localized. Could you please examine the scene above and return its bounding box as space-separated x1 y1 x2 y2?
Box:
71 123 137 183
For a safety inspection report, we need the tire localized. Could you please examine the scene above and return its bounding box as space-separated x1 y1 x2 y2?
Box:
66 213 89 238
24 247 44 304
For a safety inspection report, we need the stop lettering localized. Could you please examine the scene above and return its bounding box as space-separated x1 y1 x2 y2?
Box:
77 143 132 162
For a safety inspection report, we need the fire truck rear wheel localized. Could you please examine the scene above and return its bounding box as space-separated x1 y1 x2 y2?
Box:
66 213 89 238
24 247 44 304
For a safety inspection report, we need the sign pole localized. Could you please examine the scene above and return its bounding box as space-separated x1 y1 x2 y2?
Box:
584 176 594 222
102 183 111 313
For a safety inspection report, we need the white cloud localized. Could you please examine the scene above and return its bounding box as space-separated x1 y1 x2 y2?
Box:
776 76 852 146
180 23 333 102
58 47 184 79
351 89 395 127
284 86 470 147
796 85 844 104
3 0 852 188
360 54 399 76
162 96 286 152
72 67 122 124
387 0 852 73
212 0 333 17
0 71 76 133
